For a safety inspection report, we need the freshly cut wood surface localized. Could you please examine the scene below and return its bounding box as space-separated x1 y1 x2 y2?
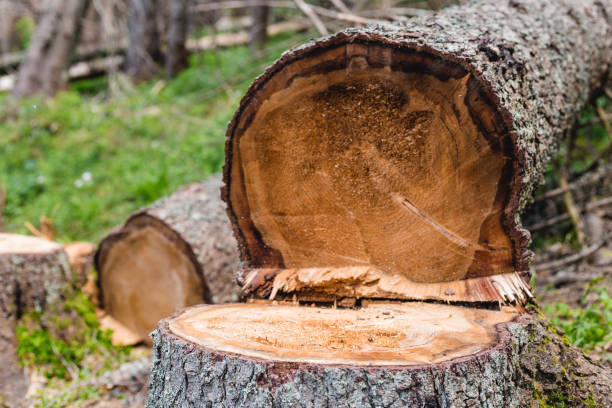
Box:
147 302 612 407
233 60 512 283
223 0 612 303
169 302 518 366
0 233 62 255
95 174 240 344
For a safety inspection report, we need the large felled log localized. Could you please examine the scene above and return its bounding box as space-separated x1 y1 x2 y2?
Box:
95 174 241 344
223 0 612 304
148 0 612 406
0 234 73 408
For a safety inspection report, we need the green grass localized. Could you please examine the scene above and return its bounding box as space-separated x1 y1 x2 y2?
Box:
0 31 313 242
16 290 127 379
544 279 612 357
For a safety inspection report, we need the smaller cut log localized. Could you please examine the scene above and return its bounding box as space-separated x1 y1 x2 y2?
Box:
147 302 612 407
0 234 72 320
95 174 241 345
0 233 73 408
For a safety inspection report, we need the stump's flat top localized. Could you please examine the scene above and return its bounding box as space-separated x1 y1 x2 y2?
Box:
0 233 62 254
170 302 518 366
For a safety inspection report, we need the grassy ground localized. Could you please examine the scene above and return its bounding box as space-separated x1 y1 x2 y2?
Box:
0 30 313 243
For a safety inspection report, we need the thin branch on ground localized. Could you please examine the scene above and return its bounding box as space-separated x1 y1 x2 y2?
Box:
309 4 382 25
293 0 329 35
534 232 611 271
534 164 612 202
559 172 586 246
328 0 351 14
527 196 612 231
597 103 612 162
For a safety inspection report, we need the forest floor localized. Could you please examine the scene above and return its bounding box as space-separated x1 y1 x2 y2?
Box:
0 29 611 407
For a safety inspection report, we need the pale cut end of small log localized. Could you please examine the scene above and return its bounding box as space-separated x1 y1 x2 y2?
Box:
95 174 241 344
241 267 533 307
63 241 96 286
97 223 208 344
98 312 146 346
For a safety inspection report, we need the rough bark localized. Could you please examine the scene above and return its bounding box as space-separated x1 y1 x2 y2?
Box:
249 3 269 51
95 174 241 343
0 235 72 320
126 0 162 80
146 306 612 408
223 0 612 288
166 0 189 78
0 234 73 408
12 0 91 98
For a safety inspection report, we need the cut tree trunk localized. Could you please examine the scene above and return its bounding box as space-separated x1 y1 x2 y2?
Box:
12 0 91 98
223 0 612 304
148 302 612 407
95 174 241 345
126 0 162 80
0 234 72 320
166 0 189 78
0 234 73 408
148 0 612 406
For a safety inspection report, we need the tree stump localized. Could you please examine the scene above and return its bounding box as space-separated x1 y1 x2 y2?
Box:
0 234 72 320
148 0 612 406
95 174 241 344
0 233 73 408
148 302 611 407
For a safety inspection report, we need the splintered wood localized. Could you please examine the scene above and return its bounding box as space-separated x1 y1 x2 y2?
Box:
169 302 518 366
241 266 532 306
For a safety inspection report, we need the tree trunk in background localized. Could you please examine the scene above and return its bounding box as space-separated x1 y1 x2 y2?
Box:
12 0 91 98
126 0 161 80
0 234 73 407
95 174 241 345
249 2 269 51
0 1 20 55
166 0 189 78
